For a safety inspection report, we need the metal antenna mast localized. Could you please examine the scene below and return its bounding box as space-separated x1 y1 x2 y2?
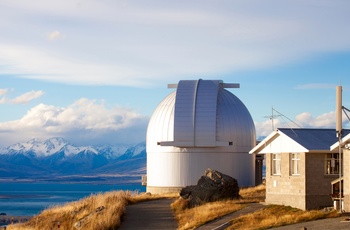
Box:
264 106 282 131
264 107 301 131
336 86 343 212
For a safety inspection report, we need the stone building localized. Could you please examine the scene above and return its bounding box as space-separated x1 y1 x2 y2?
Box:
331 132 350 212
250 128 350 210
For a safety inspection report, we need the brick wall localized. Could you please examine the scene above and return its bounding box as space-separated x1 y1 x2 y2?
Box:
305 153 336 209
343 149 350 212
265 152 306 210
265 152 335 210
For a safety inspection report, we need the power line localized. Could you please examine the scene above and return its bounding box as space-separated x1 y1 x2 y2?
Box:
343 106 350 123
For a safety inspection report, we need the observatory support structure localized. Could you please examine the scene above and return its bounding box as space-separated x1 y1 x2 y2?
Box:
146 79 256 194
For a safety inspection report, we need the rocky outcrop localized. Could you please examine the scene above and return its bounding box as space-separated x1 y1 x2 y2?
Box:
73 206 105 229
180 168 240 208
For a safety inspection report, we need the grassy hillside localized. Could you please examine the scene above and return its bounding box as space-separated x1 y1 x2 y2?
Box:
227 204 340 229
8 184 340 230
8 191 131 230
171 184 266 230
171 184 340 230
7 191 175 230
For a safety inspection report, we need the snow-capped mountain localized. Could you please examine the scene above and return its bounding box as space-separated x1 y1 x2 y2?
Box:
0 138 146 180
0 137 138 158
3 137 71 157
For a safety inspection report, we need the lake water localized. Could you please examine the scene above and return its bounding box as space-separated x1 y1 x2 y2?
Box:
0 183 145 216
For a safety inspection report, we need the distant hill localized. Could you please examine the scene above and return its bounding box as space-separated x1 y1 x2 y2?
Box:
0 137 146 184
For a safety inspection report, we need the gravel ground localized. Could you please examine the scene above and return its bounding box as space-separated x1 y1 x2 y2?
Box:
119 198 177 230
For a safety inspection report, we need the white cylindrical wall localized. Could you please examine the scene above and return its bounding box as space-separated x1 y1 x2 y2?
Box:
147 150 255 188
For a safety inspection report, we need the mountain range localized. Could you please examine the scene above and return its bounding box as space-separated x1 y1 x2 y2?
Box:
0 137 146 184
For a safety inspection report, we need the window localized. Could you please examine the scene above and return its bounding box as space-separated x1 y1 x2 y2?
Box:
272 153 281 175
325 153 341 175
290 153 300 175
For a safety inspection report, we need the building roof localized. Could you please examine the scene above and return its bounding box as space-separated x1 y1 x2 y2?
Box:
330 132 350 150
250 128 350 154
280 128 350 150
147 79 256 150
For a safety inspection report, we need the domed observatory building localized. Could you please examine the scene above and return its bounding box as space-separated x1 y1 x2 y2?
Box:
146 79 256 194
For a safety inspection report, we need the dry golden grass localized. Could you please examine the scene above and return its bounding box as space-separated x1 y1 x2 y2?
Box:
130 191 179 203
171 185 266 230
239 184 266 203
7 190 177 230
172 184 340 230
7 183 340 230
8 190 133 230
227 204 341 230
172 198 246 230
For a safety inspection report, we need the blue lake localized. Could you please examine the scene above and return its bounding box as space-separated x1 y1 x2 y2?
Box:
0 182 145 216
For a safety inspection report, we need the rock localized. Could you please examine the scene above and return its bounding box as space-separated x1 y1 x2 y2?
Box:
180 168 239 208
73 206 105 229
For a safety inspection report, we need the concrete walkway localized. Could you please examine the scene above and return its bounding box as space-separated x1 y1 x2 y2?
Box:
196 203 264 230
271 216 350 230
119 198 177 230
119 199 350 230
119 199 264 230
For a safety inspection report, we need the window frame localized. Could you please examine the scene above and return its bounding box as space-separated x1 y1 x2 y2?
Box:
290 152 300 176
271 153 281 175
325 153 342 175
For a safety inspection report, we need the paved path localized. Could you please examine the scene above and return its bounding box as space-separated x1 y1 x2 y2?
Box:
119 199 264 230
196 203 264 230
119 198 177 230
119 199 350 230
271 216 350 230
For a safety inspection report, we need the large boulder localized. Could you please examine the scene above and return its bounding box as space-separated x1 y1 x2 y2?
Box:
180 168 240 208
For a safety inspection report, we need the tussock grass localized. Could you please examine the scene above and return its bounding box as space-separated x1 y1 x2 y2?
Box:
7 190 177 230
172 198 246 230
239 184 266 203
172 184 340 230
8 183 340 230
130 192 179 203
8 190 132 230
171 185 266 230
227 205 341 230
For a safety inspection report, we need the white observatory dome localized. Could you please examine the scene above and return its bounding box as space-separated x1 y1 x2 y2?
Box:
146 79 256 193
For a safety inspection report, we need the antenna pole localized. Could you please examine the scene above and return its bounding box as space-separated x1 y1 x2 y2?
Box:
336 85 343 212
272 106 274 131
264 107 300 132
338 134 343 212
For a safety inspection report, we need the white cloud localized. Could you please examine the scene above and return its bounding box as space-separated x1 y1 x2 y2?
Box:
11 90 45 104
0 97 7 104
255 110 350 138
0 89 8 96
255 119 282 138
0 45 144 86
47 30 64 41
294 112 335 128
0 1 349 86
0 88 9 104
0 98 148 146
0 89 43 104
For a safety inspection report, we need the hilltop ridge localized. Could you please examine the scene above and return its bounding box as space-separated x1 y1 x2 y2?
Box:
0 138 146 183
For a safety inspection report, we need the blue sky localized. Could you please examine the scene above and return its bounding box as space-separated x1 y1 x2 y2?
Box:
1 0 350 146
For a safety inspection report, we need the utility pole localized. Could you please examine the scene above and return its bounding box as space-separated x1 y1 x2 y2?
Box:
336 85 343 212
